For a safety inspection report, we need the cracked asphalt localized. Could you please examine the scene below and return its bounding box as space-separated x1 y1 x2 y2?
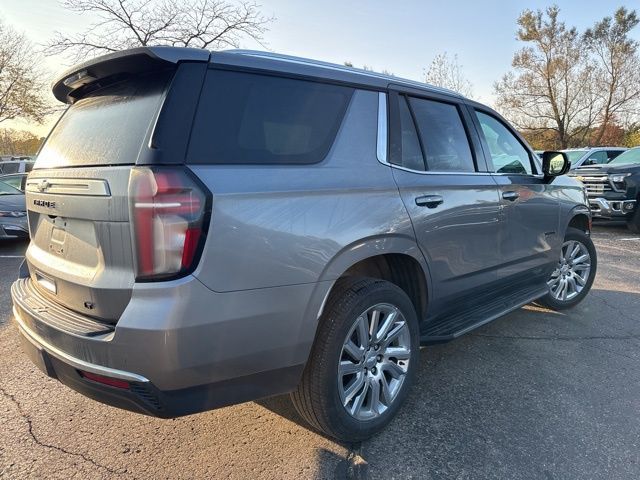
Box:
1 224 639 479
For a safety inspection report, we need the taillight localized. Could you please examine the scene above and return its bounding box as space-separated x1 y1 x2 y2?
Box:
129 167 210 280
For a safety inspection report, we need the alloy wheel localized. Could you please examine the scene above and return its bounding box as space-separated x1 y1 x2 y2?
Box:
547 239 592 301
337 303 411 421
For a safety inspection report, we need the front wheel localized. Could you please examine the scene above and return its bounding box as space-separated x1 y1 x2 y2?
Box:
538 227 597 310
291 277 419 442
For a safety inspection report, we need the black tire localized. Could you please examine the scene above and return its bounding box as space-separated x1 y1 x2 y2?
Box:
626 207 640 233
291 277 420 442
538 227 597 310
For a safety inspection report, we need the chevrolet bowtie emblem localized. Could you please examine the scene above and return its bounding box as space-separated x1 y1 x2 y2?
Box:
37 180 50 192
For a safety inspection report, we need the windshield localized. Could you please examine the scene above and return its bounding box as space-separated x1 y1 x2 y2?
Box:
564 150 588 163
608 148 640 165
0 179 22 195
35 70 171 169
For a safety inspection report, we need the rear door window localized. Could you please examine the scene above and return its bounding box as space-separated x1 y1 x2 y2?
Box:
0 163 19 174
586 151 609 165
35 71 172 169
607 150 624 162
397 96 426 171
408 97 476 172
187 70 353 165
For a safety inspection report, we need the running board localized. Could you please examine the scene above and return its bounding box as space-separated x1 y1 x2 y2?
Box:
419 286 548 345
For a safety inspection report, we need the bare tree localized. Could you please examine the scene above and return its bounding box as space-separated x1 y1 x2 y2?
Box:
584 7 640 145
424 52 473 97
494 6 593 149
46 0 273 62
0 20 48 124
0 128 44 155
344 61 394 76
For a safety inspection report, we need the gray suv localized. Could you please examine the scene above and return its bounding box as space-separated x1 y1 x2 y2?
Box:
11 47 596 441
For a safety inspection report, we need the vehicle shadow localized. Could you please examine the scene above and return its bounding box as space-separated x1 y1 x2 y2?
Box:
258 287 640 478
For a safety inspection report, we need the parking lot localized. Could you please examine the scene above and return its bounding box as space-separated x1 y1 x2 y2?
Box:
0 225 639 480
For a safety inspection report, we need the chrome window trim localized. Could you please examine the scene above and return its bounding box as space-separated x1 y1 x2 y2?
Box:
377 92 388 164
381 157 546 178
376 91 546 179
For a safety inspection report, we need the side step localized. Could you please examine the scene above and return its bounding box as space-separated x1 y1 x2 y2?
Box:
420 285 548 345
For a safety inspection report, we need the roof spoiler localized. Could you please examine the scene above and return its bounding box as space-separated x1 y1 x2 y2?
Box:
52 46 211 104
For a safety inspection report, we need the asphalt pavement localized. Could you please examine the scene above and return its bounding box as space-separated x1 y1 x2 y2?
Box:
1 225 639 479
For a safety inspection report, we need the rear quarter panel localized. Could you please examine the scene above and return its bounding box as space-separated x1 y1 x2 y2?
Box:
189 90 421 293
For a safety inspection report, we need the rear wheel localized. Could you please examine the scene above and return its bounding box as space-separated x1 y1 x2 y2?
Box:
291 277 419 442
539 227 597 310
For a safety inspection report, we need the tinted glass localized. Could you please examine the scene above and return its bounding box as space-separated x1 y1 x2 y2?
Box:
188 70 353 165
0 180 21 195
0 163 19 174
35 71 171 169
408 97 475 172
398 97 425 171
586 151 608 165
0 175 22 190
564 150 588 163
476 111 532 174
609 147 640 165
607 150 624 161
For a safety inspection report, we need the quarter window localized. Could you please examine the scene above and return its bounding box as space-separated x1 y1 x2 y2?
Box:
187 70 354 165
475 111 532 174
409 97 475 172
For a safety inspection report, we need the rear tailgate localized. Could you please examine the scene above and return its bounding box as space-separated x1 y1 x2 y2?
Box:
25 48 209 322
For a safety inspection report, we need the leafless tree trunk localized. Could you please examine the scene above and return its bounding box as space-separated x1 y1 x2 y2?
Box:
45 0 273 62
424 52 473 98
0 20 49 124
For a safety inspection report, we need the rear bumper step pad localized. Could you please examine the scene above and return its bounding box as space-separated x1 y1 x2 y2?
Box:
12 278 114 337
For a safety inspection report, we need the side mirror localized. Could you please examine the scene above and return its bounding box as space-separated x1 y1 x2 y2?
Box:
542 151 570 179
584 158 596 165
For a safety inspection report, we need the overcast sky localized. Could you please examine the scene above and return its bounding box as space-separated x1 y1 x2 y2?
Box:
3 0 640 135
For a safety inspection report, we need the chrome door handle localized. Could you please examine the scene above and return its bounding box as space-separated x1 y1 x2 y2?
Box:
415 195 444 208
502 191 520 201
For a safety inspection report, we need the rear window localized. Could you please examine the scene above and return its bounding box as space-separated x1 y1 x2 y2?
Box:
187 70 354 165
35 71 172 169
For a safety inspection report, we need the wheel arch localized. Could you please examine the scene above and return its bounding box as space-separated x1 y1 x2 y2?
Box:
311 235 432 329
567 211 591 234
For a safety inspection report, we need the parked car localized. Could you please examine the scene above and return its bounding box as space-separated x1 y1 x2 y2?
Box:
0 159 35 175
570 146 640 232
563 147 626 170
0 180 28 239
0 173 28 191
11 47 596 442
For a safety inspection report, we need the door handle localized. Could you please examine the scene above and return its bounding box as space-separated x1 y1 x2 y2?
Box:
415 195 444 208
502 191 520 202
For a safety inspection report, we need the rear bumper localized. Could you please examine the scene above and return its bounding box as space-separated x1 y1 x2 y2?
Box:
11 275 318 417
588 197 636 219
